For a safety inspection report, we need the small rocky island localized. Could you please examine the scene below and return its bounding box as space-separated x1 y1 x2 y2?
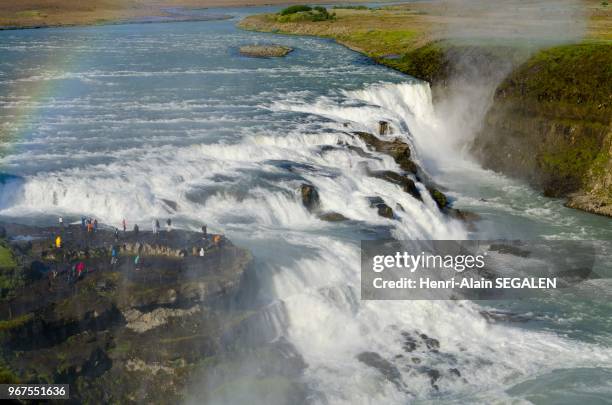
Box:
239 44 293 57
0 222 306 402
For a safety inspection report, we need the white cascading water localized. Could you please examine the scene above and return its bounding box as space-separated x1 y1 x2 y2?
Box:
1 81 611 403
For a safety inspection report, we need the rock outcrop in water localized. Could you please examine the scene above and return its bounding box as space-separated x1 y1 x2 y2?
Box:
0 223 307 403
378 120 392 135
300 183 320 212
354 131 418 174
239 45 293 58
370 170 421 201
353 131 462 213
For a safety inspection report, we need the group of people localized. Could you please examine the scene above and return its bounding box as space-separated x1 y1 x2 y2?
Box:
47 215 217 293
53 215 213 272
78 216 98 233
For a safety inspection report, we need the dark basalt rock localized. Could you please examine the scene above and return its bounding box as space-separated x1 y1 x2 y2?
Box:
367 196 395 219
401 331 418 352
300 183 320 212
353 131 418 174
378 120 392 135
479 310 533 323
427 187 448 209
446 208 480 224
419 333 440 352
0 222 255 403
318 212 348 222
357 351 404 390
370 170 421 200
422 367 441 389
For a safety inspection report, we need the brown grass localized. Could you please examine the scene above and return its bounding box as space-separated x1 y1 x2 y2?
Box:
0 0 375 29
239 0 611 58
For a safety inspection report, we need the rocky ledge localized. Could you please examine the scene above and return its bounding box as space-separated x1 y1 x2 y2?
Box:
299 124 477 225
239 45 293 58
0 223 306 403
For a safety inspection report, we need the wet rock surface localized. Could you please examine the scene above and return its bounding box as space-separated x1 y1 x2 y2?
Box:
367 196 395 219
357 329 465 395
0 223 305 403
370 170 421 200
353 131 418 174
298 131 476 225
300 183 320 212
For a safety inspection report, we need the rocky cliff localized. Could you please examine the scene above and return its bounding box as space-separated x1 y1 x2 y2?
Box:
0 222 309 403
381 41 612 217
470 44 612 217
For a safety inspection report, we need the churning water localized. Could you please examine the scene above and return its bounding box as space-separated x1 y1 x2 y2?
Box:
1 7 611 404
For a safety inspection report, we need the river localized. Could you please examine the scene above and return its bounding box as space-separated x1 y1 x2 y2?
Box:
0 6 611 404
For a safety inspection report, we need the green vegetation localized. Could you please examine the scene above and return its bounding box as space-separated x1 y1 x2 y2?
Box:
0 361 19 384
347 30 418 56
279 5 312 16
0 241 23 301
476 43 612 210
0 242 15 269
333 5 370 10
500 44 612 110
0 313 33 333
379 42 446 82
277 5 335 23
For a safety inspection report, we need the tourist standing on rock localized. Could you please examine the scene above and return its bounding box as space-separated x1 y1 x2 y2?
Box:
199 247 205 257
111 246 118 266
59 216 64 228
122 218 127 232
201 224 207 239
93 219 98 232
69 263 76 283
133 224 139 235
155 219 161 235
87 221 93 234
166 218 172 232
55 235 62 249
81 216 86 230
114 228 119 241
76 262 85 279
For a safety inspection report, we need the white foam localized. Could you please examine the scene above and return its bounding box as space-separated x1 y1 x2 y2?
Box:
1 79 610 403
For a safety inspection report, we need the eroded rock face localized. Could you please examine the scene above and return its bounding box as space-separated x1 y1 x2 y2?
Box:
318 212 349 222
427 187 448 209
354 131 418 174
470 44 612 217
123 306 201 333
300 183 321 212
357 351 404 390
0 223 258 403
370 170 421 200
379 120 392 135
368 196 395 219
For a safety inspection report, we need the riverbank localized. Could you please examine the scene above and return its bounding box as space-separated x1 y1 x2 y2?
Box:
239 1 612 217
0 0 375 30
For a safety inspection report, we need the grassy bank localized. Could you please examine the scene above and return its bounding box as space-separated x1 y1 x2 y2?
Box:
474 43 612 216
0 0 375 29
